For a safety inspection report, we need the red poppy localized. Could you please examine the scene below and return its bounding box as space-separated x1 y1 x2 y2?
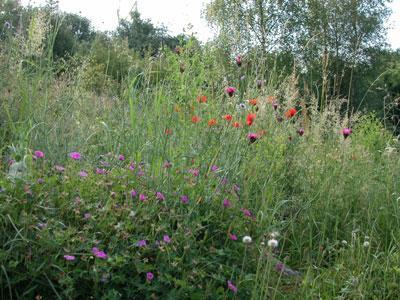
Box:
246 113 256 126
249 99 258 106
285 108 297 119
197 95 207 103
191 116 201 123
208 118 217 127
233 122 241 128
223 114 233 122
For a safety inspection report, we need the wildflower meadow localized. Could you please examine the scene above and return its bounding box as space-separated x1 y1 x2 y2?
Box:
1 1 400 299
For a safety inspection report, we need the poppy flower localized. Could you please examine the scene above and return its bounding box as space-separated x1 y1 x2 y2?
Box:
197 95 207 103
248 99 258 106
246 113 256 126
208 118 217 127
223 114 232 122
233 122 241 128
342 128 352 139
235 55 242 67
285 108 298 119
191 116 201 123
225 87 236 97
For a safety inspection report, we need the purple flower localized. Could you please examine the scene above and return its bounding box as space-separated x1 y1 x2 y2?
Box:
37 223 47 229
63 255 76 261
211 165 218 172
163 235 171 244
137 240 147 247
119 155 125 161
78 171 88 178
84 213 91 220
163 161 172 169
92 247 108 259
69 152 81 160
181 195 189 204
241 208 252 218
129 163 136 171
137 171 145 177
342 128 352 139
223 198 232 208
96 168 106 175
37 178 45 184
275 262 284 272
34 150 44 159
54 165 65 172
146 272 154 282
247 133 258 144
229 233 238 241
139 194 147 202
131 190 137 197
156 192 165 201
227 280 238 294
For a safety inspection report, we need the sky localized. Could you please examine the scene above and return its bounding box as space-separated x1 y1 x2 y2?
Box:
21 0 400 49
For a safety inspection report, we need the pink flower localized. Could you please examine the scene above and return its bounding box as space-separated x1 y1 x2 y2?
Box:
163 161 172 168
131 190 137 197
139 194 147 202
129 163 136 171
225 87 237 97
69 152 81 160
137 240 147 247
181 195 189 204
189 169 200 177
63 255 76 261
146 272 154 282
78 171 88 178
211 165 218 172
235 55 242 67
96 168 106 174
223 198 232 208
342 128 352 139
241 208 252 218
229 233 238 241
227 280 238 294
119 154 125 161
247 133 258 143
54 165 65 172
156 192 165 201
163 235 171 244
34 150 44 159
92 247 108 259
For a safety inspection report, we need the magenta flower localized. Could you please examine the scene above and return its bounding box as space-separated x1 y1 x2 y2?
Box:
69 152 81 160
211 165 219 172
131 190 137 197
247 133 258 144
227 280 238 294
225 87 237 97
119 155 125 161
137 240 147 247
63 255 76 261
189 169 200 177
139 194 147 202
163 235 171 244
223 198 232 208
241 208 252 218
34 150 44 159
181 195 189 204
96 168 106 175
229 233 238 241
235 55 242 67
342 128 352 139
78 171 88 178
156 192 165 201
92 247 108 259
146 272 154 282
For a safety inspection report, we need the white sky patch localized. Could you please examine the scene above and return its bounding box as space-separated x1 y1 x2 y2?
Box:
21 0 400 49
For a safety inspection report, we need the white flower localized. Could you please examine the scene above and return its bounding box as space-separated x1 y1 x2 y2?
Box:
260 241 265 246
363 241 370 248
267 239 279 248
129 211 136 218
341 240 348 246
242 236 252 244
270 231 280 239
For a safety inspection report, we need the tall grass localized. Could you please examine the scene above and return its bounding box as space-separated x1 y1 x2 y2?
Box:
0 11 400 299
